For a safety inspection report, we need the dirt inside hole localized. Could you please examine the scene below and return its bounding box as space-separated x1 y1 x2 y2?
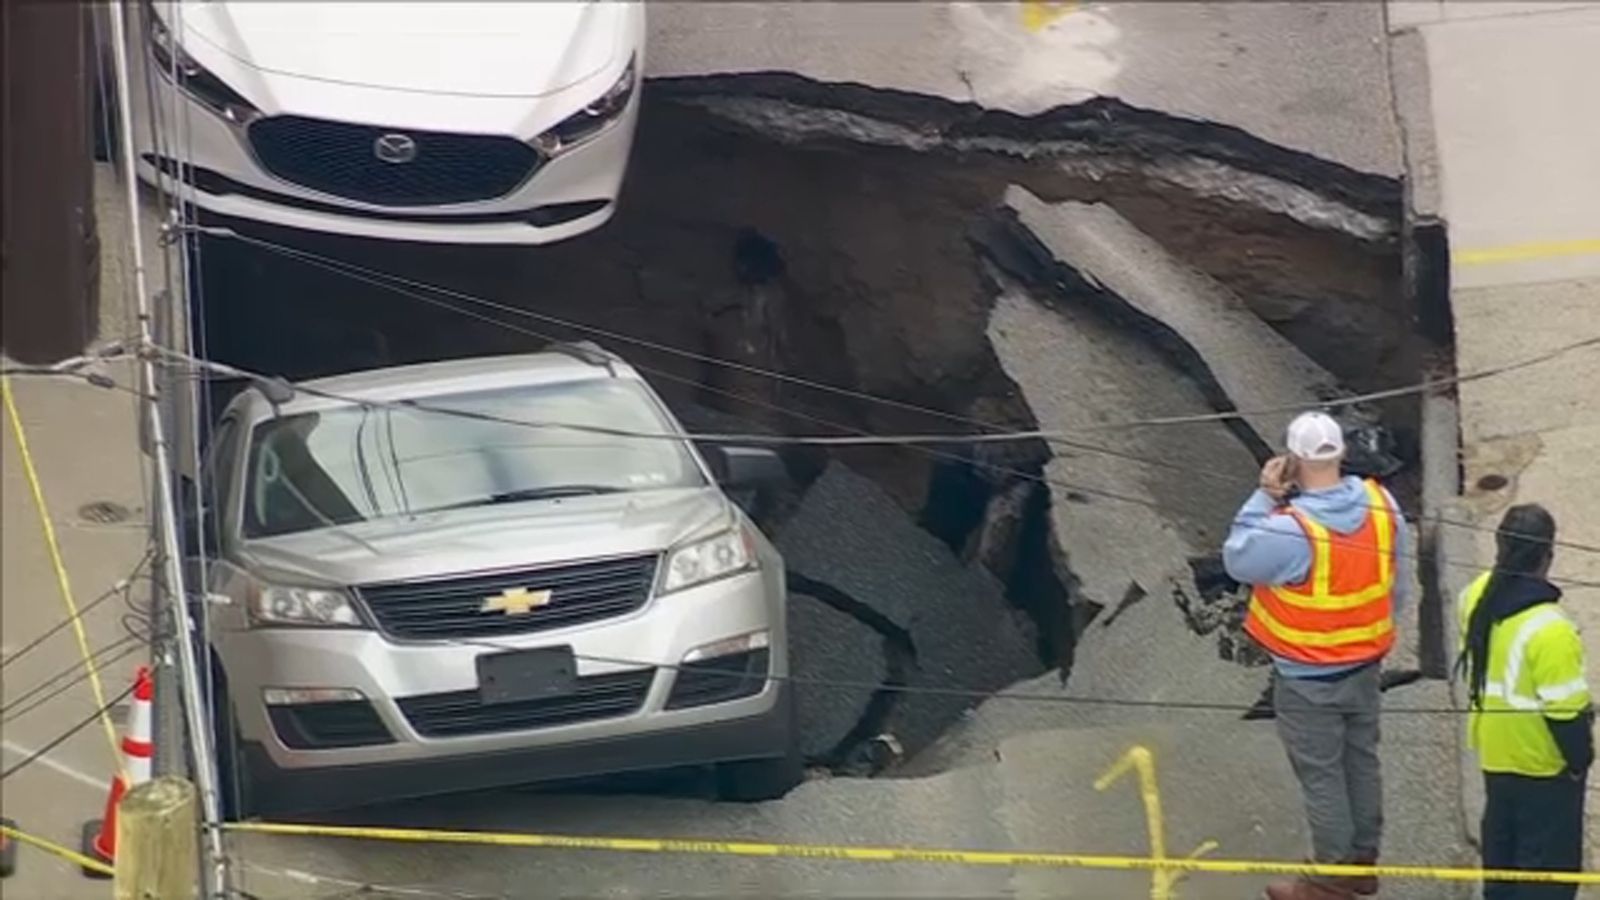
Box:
194 90 1420 772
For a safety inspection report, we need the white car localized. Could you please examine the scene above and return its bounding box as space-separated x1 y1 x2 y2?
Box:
120 2 644 245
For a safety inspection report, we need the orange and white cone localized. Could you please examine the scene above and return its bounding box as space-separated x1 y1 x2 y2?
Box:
80 666 153 878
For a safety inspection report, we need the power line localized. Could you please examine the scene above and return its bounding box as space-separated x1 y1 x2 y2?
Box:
265 278 1600 558
166 226 1600 555
0 555 150 669
0 633 144 717
2 642 147 723
143 345 1600 589
183 224 1600 435
0 683 137 782
442 639 1516 718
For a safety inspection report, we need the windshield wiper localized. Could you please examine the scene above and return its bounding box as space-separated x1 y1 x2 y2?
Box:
425 485 624 514
490 485 622 503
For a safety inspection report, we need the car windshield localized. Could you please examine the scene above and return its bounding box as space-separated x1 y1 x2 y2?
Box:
242 379 704 539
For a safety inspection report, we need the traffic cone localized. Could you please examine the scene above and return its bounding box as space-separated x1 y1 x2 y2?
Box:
80 666 154 878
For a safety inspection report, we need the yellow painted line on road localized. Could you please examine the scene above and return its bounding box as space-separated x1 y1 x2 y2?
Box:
225 821 1600 885
1457 238 1600 266
1 377 126 779
1021 0 1081 32
1095 745 1218 899
0 821 117 876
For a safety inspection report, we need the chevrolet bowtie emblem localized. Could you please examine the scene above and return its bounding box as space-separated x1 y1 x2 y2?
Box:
480 587 553 616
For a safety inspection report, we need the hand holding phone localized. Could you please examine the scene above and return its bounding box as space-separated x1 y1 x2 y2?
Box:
1259 455 1298 503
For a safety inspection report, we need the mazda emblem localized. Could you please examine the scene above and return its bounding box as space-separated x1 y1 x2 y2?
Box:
373 133 418 164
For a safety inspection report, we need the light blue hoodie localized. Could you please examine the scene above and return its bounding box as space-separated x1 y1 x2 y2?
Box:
1223 475 1411 678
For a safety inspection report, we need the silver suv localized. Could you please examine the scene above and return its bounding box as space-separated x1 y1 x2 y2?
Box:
187 346 797 815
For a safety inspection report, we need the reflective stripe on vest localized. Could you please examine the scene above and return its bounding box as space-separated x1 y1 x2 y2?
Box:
1244 479 1397 665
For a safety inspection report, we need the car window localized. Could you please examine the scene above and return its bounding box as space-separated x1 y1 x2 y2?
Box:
242 379 705 539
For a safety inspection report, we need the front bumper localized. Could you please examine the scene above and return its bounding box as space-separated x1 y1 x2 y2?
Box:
241 683 792 816
219 567 787 771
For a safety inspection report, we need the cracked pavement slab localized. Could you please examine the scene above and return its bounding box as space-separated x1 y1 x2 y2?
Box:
787 589 885 762
1002 187 1346 451
776 463 1041 760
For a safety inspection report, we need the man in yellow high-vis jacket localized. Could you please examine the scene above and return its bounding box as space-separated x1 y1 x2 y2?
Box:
1458 504 1593 900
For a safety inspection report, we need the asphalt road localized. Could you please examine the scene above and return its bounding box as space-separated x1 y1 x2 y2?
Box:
649 1 1402 177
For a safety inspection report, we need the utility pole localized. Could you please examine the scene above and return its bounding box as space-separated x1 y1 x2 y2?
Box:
0 0 99 363
105 2 227 896
115 778 199 900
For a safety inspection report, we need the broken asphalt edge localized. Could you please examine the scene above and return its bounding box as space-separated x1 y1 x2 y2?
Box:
646 73 1402 224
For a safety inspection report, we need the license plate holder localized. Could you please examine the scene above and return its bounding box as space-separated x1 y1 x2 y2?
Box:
476 646 576 705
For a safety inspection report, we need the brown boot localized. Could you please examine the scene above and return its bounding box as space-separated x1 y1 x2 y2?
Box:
1262 877 1356 900
1344 853 1378 896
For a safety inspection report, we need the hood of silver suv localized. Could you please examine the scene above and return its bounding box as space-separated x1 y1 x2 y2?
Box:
239 487 728 588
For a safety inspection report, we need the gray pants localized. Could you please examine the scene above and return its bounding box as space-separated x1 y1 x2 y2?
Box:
1274 663 1384 875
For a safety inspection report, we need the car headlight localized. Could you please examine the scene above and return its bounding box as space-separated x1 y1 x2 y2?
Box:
246 581 364 628
533 55 636 156
660 525 758 595
146 9 257 124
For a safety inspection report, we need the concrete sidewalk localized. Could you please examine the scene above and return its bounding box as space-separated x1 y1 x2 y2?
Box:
0 163 163 895
1387 0 1600 868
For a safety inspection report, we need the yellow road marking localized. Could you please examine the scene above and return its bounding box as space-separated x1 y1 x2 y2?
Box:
1 377 126 778
0 822 117 876
1095 745 1218 899
1457 238 1600 267
224 821 1600 885
1021 0 1081 33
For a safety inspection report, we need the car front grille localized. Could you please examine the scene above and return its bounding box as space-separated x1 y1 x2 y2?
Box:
356 555 658 640
247 115 541 207
398 669 655 738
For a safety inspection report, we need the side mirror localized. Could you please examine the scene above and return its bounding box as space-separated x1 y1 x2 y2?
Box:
705 445 787 490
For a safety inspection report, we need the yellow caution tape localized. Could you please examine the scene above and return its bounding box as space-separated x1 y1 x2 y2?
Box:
0 822 116 877
226 821 1600 885
2 376 127 778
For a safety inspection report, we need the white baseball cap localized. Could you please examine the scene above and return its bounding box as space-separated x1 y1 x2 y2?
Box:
1286 411 1346 461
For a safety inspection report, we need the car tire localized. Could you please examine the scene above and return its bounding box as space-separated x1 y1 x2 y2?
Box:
207 658 258 820
714 744 803 803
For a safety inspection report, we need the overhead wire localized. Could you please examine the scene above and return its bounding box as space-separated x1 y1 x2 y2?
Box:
0 554 159 723
264 264 1600 558
0 554 150 669
177 224 1600 556
0 683 138 782
446 637 1531 718
1 633 144 716
2 643 148 723
163 0 229 830
2 376 129 774
106 4 230 894
183 223 1600 436
143 345 1600 590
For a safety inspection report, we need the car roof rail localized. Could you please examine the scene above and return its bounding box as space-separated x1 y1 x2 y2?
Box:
546 340 618 375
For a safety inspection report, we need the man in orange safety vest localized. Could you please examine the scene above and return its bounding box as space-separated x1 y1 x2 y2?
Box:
1224 411 1411 900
